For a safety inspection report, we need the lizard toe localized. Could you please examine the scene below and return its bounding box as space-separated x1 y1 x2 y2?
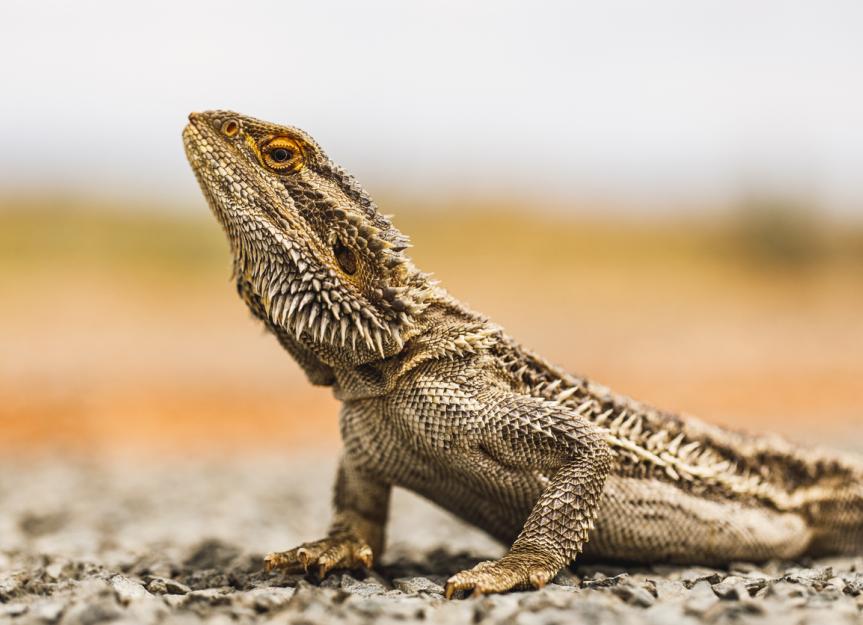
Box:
264 548 306 574
444 552 558 598
265 534 374 579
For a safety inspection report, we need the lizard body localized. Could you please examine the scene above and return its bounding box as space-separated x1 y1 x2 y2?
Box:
183 111 863 597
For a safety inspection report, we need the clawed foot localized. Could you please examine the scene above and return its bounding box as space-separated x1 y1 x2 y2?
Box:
264 534 373 579
444 552 558 598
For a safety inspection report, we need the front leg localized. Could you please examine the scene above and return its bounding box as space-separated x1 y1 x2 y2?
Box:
265 457 390 578
444 391 612 597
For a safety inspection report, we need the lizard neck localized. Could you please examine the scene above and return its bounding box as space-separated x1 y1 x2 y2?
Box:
329 295 495 401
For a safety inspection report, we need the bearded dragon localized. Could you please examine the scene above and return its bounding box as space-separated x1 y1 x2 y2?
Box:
183 111 863 598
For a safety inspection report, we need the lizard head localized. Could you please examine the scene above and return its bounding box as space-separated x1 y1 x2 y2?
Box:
183 110 430 366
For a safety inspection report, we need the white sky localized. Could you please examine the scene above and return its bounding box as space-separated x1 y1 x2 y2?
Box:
1 0 862 215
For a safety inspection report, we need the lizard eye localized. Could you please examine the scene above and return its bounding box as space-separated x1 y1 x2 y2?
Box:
333 238 357 275
220 119 239 137
271 148 292 162
261 137 305 172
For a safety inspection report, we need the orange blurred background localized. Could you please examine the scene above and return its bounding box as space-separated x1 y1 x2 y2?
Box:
2 194 861 455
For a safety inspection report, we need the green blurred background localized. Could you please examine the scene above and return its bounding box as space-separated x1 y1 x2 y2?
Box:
1 1 861 455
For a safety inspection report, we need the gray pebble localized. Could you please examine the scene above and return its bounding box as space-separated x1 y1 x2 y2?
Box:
0 573 22 601
551 569 581 587
339 573 388 597
652 578 689 601
183 588 232 607
582 573 629 589
683 580 719 616
109 575 152 605
611 581 656 607
160 595 185 609
680 568 724 587
711 577 750 600
842 574 863 596
144 577 190 595
236 586 295 612
392 577 445 595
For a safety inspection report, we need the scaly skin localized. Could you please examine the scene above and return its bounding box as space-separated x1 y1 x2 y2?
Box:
183 111 863 597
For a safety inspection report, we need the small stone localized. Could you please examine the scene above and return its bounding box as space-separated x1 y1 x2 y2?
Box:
582 573 629 589
843 575 863 596
0 572 26 602
653 578 689 600
783 566 834 588
551 569 581 587
110 574 152 604
712 576 749 600
0 579 19 602
610 581 656 607
237 586 295 612
742 575 769 596
539 582 579 595
392 576 445 595
363 568 392 587
145 576 190 595
319 573 344 589
43 561 69 581
162 594 186 609
680 568 724 587
340 573 387 597
684 580 719 616
183 588 232 607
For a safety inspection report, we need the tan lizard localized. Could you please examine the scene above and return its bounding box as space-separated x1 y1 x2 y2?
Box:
183 110 863 597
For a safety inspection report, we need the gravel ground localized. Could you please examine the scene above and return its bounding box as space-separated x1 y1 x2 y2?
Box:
1 455 862 625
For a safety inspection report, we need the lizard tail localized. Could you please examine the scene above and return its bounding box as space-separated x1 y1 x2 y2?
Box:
806 473 863 556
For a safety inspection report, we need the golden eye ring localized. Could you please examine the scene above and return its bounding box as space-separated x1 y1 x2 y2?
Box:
221 119 240 137
261 137 305 173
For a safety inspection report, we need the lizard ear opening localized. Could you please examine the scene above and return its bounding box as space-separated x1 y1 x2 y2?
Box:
333 238 357 275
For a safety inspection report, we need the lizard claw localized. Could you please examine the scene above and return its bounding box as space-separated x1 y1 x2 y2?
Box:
444 552 557 599
265 534 374 578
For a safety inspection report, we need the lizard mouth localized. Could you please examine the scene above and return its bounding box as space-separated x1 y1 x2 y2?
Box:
183 117 280 241
182 120 222 217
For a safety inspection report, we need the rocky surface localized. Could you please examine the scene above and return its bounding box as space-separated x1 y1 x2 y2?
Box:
1 455 862 624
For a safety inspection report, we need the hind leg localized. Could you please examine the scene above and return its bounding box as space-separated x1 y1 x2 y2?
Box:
583 476 812 564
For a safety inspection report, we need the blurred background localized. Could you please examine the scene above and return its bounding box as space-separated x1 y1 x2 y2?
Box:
1 0 861 457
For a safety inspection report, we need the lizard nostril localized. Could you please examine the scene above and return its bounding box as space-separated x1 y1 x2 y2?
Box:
221 119 240 137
